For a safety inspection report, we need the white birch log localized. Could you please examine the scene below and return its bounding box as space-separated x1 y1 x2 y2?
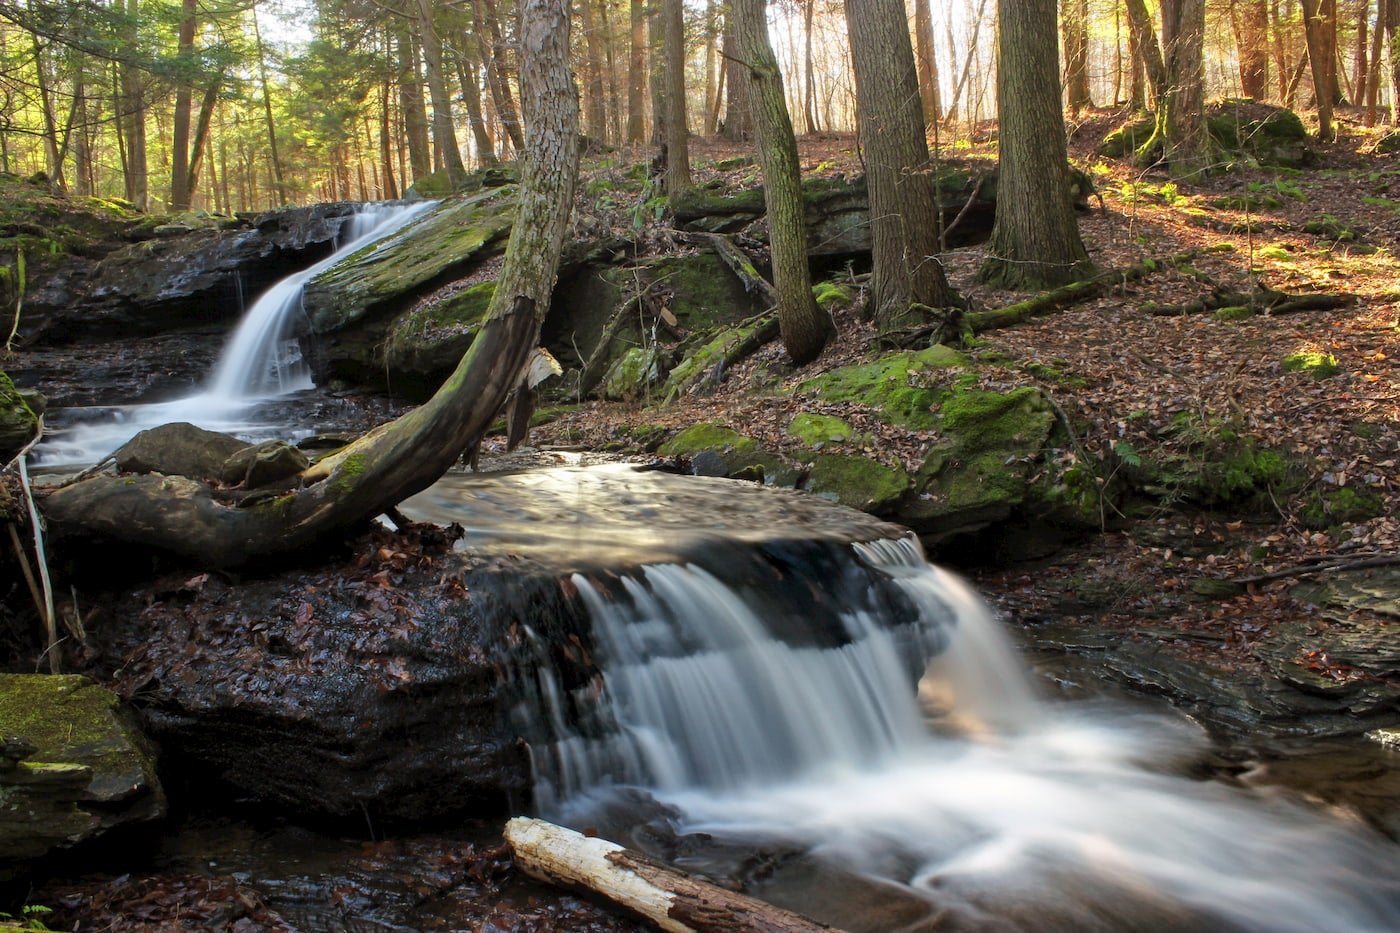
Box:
504 816 845 933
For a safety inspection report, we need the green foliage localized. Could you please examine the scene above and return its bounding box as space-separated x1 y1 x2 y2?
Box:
1301 486 1385 530
0 904 54 930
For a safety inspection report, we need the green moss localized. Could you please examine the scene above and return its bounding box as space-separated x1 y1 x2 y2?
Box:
602 346 667 401
1282 351 1339 379
812 280 852 310
803 454 908 513
796 345 967 429
787 413 854 446
1255 244 1292 261
1301 486 1385 530
658 423 799 485
1214 305 1256 321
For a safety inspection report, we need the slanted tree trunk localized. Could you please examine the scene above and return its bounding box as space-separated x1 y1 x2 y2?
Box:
1125 0 1167 107
41 0 581 570
730 0 831 363
979 0 1095 290
844 0 960 335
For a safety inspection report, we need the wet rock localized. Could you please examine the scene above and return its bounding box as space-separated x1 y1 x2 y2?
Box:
219 439 310 488
23 203 361 346
113 422 250 483
0 674 164 880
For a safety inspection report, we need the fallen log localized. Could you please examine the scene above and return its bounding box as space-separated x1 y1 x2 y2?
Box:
504 816 844 933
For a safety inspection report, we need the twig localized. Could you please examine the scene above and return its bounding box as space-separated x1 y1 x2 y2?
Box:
17 455 58 672
939 174 985 251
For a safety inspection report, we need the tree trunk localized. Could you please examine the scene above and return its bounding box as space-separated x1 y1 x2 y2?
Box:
913 0 941 126
1366 0 1386 123
1153 0 1210 180
730 0 831 363
118 0 147 210
702 0 721 134
580 0 610 142
627 0 648 142
253 9 288 206
398 23 433 181
169 0 198 211
1062 0 1093 113
1301 0 1338 140
455 47 499 166
41 0 581 570
721 20 752 140
415 0 467 178
479 0 527 152
979 0 1095 290
802 0 819 133
1354 0 1371 106
1125 0 1168 106
663 0 690 197
1235 0 1272 99
845 0 960 334
505 818 843 933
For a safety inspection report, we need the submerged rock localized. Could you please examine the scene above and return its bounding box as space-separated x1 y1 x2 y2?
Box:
0 674 164 880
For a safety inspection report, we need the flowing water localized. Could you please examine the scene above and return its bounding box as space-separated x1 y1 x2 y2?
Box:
35 201 435 466
506 530 1400 932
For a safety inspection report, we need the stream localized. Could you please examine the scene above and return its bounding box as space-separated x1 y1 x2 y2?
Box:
24 198 1400 930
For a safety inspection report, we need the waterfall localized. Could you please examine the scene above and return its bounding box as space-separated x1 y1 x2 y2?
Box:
510 531 1400 932
36 201 435 466
207 201 435 402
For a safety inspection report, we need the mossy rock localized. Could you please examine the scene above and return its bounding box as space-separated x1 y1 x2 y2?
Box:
787 413 855 447
0 674 164 879
0 370 38 462
1301 486 1385 530
602 345 668 401
898 387 1057 542
658 423 801 486
795 345 967 430
648 253 764 330
812 280 853 310
304 187 515 335
1099 116 1156 158
662 315 776 402
1101 102 1313 168
381 281 496 399
802 453 909 514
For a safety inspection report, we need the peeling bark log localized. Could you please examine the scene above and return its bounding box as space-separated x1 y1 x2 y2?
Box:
504 817 844 933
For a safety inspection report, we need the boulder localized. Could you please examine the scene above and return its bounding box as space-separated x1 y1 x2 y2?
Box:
0 674 164 880
112 422 251 483
219 439 310 488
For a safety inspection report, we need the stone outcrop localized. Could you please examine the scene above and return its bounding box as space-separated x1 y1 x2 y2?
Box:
0 674 164 880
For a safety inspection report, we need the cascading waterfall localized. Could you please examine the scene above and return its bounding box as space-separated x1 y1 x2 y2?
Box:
207 201 435 401
36 200 435 466
513 533 1400 932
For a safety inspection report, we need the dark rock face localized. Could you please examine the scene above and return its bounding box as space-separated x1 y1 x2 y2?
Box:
21 203 360 347
113 422 251 482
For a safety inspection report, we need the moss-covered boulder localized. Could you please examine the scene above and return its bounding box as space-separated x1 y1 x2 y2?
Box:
302 188 515 384
787 413 857 447
803 453 909 514
381 281 497 400
794 345 967 429
1100 101 1314 169
602 345 668 401
898 387 1058 544
0 371 38 462
0 675 164 880
658 423 802 486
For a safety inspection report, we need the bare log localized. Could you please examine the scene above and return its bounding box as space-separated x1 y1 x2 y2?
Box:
578 294 646 397
700 232 779 306
504 817 844 933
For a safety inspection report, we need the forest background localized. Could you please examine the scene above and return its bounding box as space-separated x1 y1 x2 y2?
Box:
0 0 1391 214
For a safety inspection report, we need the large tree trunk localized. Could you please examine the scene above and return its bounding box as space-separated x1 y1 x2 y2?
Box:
415 0 467 178
1062 0 1093 113
169 0 198 211
41 0 581 570
398 23 433 182
844 0 960 334
1235 0 1272 99
663 0 690 197
913 0 941 127
730 0 831 363
1300 0 1338 140
979 0 1095 290
579 0 610 142
720 19 752 140
626 0 648 142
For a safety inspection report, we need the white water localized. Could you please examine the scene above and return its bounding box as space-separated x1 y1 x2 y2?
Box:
529 536 1400 932
36 201 435 466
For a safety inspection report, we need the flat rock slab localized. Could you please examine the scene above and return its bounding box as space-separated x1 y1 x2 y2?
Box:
0 674 164 878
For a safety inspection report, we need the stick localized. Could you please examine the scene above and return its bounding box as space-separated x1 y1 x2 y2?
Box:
505 817 844 933
17 455 58 673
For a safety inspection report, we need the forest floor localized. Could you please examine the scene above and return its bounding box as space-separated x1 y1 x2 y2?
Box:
532 108 1400 707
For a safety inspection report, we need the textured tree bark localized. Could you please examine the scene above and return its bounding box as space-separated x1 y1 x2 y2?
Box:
627 0 648 142
41 0 581 569
1300 0 1338 141
580 0 610 143
397 23 433 181
1062 0 1093 113
1234 0 1272 100
414 0 467 178
505 817 843 933
729 0 831 363
913 0 940 127
663 0 691 197
1160 0 1210 179
845 0 960 336
1125 0 1167 106
979 0 1095 291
